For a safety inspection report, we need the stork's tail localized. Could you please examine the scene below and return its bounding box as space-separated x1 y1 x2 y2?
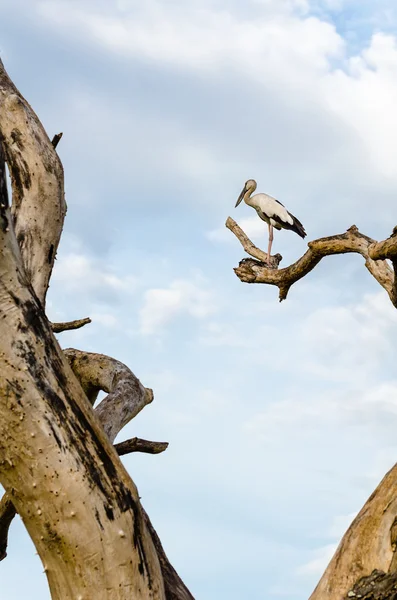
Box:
288 213 306 239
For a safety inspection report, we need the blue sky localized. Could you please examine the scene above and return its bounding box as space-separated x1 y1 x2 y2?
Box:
1 1 397 598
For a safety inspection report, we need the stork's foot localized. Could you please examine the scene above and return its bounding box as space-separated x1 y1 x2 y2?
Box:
265 253 283 270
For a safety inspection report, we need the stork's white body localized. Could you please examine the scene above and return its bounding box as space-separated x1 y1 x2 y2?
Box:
245 192 294 231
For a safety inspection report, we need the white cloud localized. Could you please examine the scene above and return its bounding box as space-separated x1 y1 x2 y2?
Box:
34 0 397 198
53 237 138 299
139 276 217 334
37 0 342 78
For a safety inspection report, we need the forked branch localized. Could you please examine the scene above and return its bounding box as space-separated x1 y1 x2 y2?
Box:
227 217 397 305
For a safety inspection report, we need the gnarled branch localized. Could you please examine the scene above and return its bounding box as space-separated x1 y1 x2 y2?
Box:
227 217 397 305
0 58 66 306
64 349 154 443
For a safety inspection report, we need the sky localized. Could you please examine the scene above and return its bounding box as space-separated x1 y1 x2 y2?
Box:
1 0 397 598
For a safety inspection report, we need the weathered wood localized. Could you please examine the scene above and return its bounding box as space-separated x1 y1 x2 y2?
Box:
51 318 91 333
51 132 63 149
0 201 165 598
64 349 154 443
225 216 282 267
0 59 66 306
228 218 396 305
343 570 397 600
115 438 169 456
309 463 397 600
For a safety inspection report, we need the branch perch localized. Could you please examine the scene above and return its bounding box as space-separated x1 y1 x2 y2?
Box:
225 216 282 267
227 217 397 306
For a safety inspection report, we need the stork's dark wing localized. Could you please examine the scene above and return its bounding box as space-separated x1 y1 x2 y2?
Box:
267 210 306 238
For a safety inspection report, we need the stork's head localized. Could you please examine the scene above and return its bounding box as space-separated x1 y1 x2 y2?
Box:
235 179 257 207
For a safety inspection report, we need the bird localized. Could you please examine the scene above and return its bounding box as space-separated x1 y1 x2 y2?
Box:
235 179 306 264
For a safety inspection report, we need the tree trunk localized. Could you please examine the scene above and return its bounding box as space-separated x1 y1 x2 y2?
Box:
0 58 193 599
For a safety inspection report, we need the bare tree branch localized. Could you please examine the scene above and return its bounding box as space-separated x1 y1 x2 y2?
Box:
0 58 66 306
115 438 169 456
51 318 91 333
227 218 396 305
64 349 154 443
0 492 16 561
369 227 397 261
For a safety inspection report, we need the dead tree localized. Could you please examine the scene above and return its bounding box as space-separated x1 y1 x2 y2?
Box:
0 59 194 599
227 216 397 599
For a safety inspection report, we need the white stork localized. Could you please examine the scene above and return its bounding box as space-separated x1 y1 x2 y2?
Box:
235 179 306 264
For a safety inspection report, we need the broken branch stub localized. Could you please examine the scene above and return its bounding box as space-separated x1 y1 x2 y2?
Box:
51 318 92 333
115 438 169 456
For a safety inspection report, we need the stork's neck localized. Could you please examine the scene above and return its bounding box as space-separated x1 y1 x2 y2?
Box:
244 188 256 206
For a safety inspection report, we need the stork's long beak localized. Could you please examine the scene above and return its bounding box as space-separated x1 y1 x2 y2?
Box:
235 185 247 208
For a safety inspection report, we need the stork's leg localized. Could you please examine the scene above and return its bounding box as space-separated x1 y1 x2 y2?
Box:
267 224 274 265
